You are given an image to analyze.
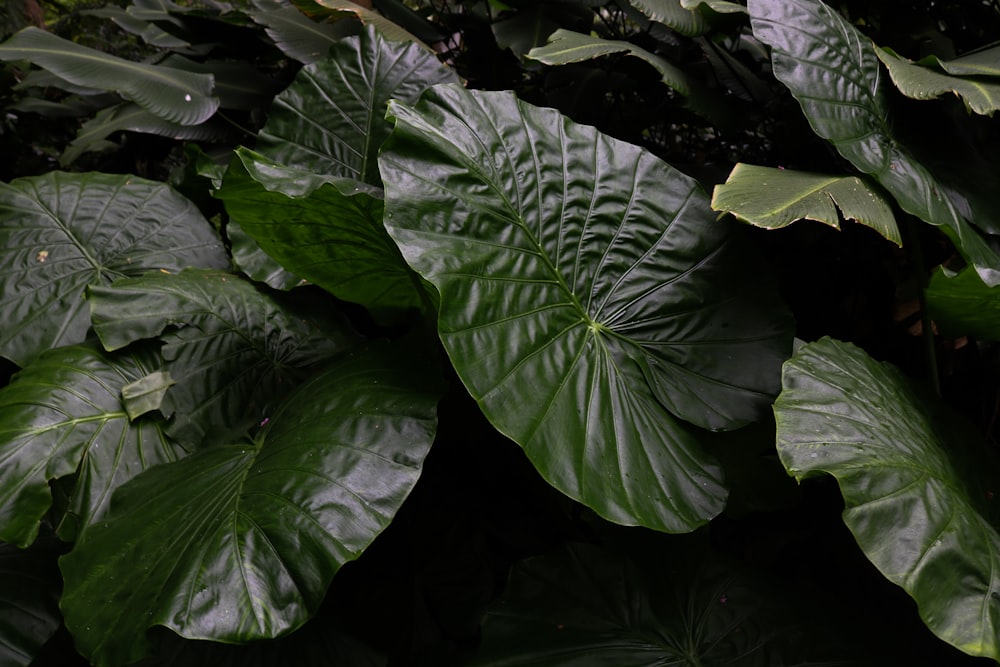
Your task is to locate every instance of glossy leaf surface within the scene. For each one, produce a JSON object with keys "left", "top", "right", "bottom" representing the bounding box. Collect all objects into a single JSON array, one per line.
[
  {"left": 0, "top": 343, "right": 181, "bottom": 547},
  {"left": 774, "top": 337, "right": 1000, "bottom": 660},
  {"left": 680, "top": 0, "right": 747, "bottom": 13},
  {"left": 876, "top": 47, "right": 1000, "bottom": 116},
  {"left": 380, "top": 85, "right": 792, "bottom": 532},
  {"left": 925, "top": 44, "right": 1000, "bottom": 77},
  {"left": 218, "top": 150, "right": 424, "bottom": 316},
  {"left": 749, "top": 0, "right": 1000, "bottom": 285},
  {"left": 926, "top": 267, "right": 1000, "bottom": 341},
  {"left": 60, "top": 340, "right": 442, "bottom": 667},
  {"left": 0, "top": 538, "right": 62, "bottom": 667},
  {"left": 0, "top": 172, "right": 227, "bottom": 366},
  {"left": 90, "top": 268, "right": 357, "bottom": 447},
  {"left": 250, "top": 5, "right": 356, "bottom": 63},
  {"left": 255, "top": 25, "right": 458, "bottom": 185},
  {"left": 313, "top": 0, "right": 426, "bottom": 46},
  {"left": 630, "top": 0, "right": 707, "bottom": 36},
  {"left": 0, "top": 27, "right": 218, "bottom": 125},
  {"left": 228, "top": 220, "right": 302, "bottom": 291},
  {"left": 712, "top": 163, "right": 900, "bottom": 245}
]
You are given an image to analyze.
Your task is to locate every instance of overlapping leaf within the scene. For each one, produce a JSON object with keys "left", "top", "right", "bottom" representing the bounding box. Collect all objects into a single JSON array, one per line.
[
  {"left": 630, "top": 0, "right": 707, "bottom": 36},
  {"left": 749, "top": 0, "right": 1000, "bottom": 286},
  {"left": 254, "top": 25, "right": 459, "bottom": 184},
  {"left": 774, "top": 337, "right": 1000, "bottom": 661},
  {"left": 250, "top": 5, "right": 357, "bottom": 63},
  {"left": 89, "top": 268, "right": 358, "bottom": 448},
  {"left": 0, "top": 343, "right": 183, "bottom": 547},
  {"left": 0, "top": 171, "right": 227, "bottom": 367},
  {"left": 712, "top": 163, "right": 901, "bottom": 245},
  {"left": 60, "top": 340, "right": 442, "bottom": 667},
  {"left": 926, "top": 267, "right": 1000, "bottom": 341},
  {"left": 876, "top": 47, "right": 1000, "bottom": 116},
  {"left": 380, "top": 84, "right": 792, "bottom": 532}
]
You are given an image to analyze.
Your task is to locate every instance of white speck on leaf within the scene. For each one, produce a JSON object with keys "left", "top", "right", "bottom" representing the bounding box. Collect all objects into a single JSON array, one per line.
[{"left": 184, "top": 94, "right": 192, "bottom": 102}]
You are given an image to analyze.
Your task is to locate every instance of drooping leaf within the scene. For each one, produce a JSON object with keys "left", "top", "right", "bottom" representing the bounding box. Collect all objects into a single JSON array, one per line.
[
  {"left": 918, "top": 44, "right": 1000, "bottom": 78},
  {"left": 121, "top": 371, "right": 176, "bottom": 421},
  {"left": 0, "top": 537, "right": 63, "bottom": 667},
  {"left": 712, "top": 163, "right": 901, "bottom": 245},
  {"left": 876, "top": 46, "right": 1000, "bottom": 116},
  {"left": 227, "top": 220, "right": 303, "bottom": 290},
  {"left": 926, "top": 266, "right": 1000, "bottom": 341},
  {"left": 312, "top": 0, "right": 427, "bottom": 46},
  {"left": 250, "top": 5, "right": 357, "bottom": 64},
  {"left": 255, "top": 25, "right": 460, "bottom": 185},
  {"left": 380, "top": 84, "right": 792, "bottom": 532},
  {"left": 60, "top": 339, "right": 442, "bottom": 667},
  {"left": 89, "top": 268, "right": 359, "bottom": 448},
  {"left": 749, "top": 0, "right": 1000, "bottom": 286},
  {"left": 158, "top": 55, "right": 286, "bottom": 110},
  {"left": 629, "top": 0, "right": 707, "bottom": 36},
  {"left": 527, "top": 29, "right": 690, "bottom": 95},
  {"left": 217, "top": 150, "right": 425, "bottom": 317},
  {"left": 774, "top": 336, "right": 1000, "bottom": 661},
  {"left": 0, "top": 343, "right": 182, "bottom": 547},
  {"left": 0, "top": 172, "right": 228, "bottom": 367},
  {"left": 0, "top": 27, "right": 218, "bottom": 125},
  {"left": 491, "top": 6, "right": 561, "bottom": 60}
]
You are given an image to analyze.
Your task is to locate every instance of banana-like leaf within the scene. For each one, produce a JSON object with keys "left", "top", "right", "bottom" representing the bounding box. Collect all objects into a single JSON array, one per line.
[
  {"left": 158, "top": 55, "right": 286, "bottom": 110},
  {"left": 217, "top": 150, "right": 425, "bottom": 317},
  {"left": 919, "top": 43, "right": 1000, "bottom": 78},
  {"left": 712, "top": 163, "right": 901, "bottom": 245},
  {"left": 0, "top": 343, "right": 183, "bottom": 547},
  {"left": 0, "top": 538, "right": 63, "bottom": 667},
  {"left": 250, "top": 5, "right": 357, "bottom": 64},
  {"left": 0, "top": 172, "right": 228, "bottom": 367},
  {"left": 89, "top": 268, "right": 358, "bottom": 448},
  {"left": 774, "top": 337, "right": 1000, "bottom": 661},
  {"left": 876, "top": 47, "right": 1000, "bottom": 116},
  {"left": 255, "top": 25, "right": 459, "bottom": 185},
  {"left": 630, "top": 0, "right": 707, "bottom": 36},
  {"left": 926, "top": 267, "right": 1000, "bottom": 341},
  {"left": 380, "top": 85, "right": 792, "bottom": 532},
  {"left": 749, "top": 0, "right": 1000, "bottom": 286},
  {"left": 60, "top": 339, "right": 442, "bottom": 667},
  {"left": 0, "top": 27, "right": 218, "bottom": 125},
  {"left": 527, "top": 28, "right": 690, "bottom": 95},
  {"left": 312, "top": 0, "right": 426, "bottom": 46}
]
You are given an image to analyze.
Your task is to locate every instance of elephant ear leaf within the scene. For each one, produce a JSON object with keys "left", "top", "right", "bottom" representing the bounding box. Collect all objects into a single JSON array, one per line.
[
  {"left": 379, "top": 84, "right": 792, "bottom": 533},
  {"left": 0, "top": 172, "right": 227, "bottom": 366},
  {"left": 59, "top": 339, "right": 443, "bottom": 667},
  {"left": 774, "top": 336, "right": 1000, "bottom": 661}
]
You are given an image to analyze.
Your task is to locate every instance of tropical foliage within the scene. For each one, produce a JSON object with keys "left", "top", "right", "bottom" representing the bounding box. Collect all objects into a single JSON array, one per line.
[{"left": 2, "top": 0, "right": 1000, "bottom": 665}]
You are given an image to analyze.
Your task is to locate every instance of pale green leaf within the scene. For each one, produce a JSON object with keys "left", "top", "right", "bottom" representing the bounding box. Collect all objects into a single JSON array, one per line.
[
  {"left": 629, "top": 0, "right": 706, "bottom": 35},
  {"left": 121, "top": 371, "right": 176, "bottom": 421},
  {"left": 312, "top": 0, "right": 428, "bottom": 48},
  {"left": 926, "top": 266, "right": 1000, "bottom": 341},
  {"left": 876, "top": 46, "right": 1000, "bottom": 116}
]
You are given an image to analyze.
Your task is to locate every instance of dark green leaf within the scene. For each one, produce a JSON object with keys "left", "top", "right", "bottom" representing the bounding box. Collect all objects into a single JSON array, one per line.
[
  {"left": 0, "top": 171, "right": 227, "bottom": 367},
  {"left": 0, "top": 27, "right": 218, "bottom": 125},
  {"left": 217, "top": 150, "right": 425, "bottom": 317},
  {"left": 918, "top": 44, "right": 1000, "bottom": 78},
  {"left": 121, "top": 371, "right": 176, "bottom": 421},
  {"left": 681, "top": 0, "right": 747, "bottom": 13},
  {"left": 380, "top": 85, "right": 792, "bottom": 532},
  {"left": 250, "top": 5, "right": 357, "bottom": 64},
  {"left": 312, "top": 0, "right": 427, "bottom": 46},
  {"left": 159, "top": 55, "right": 286, "bottom": 110},
  {"left": 712, "top": 163, "right": 901, "bottom": 245},
  {"left": 491, "top": 6, "right": 560, "bottom": 59},
  {"left": 60, "top": 339, "right": 442, "bottom": 667},
  {"left": 255, "top": 24, "right": 459, "bottom": 185},
  {"left": 749, "top": 0, "right": 1000, "bottom": 285},
  {"left": 0, "top": 538, "right": 63, "bottom": 667},
  {"left": 228, "top": 220, "right": 303, "bottom": 290},
  {"left": 774, "top": 337, "right": 1000, "bottom": 661},
  {"left": 90, "top": 268, "right": 358, "bottom": 447},
  {"left": 0, "top": 343, "right": 182, "bottom": 547},
  {"left": 630, "top": 0, "right": 707, "bottom": 36},
  {"left": 926, "top": 267, "right": 1000, "bottom": 341}
]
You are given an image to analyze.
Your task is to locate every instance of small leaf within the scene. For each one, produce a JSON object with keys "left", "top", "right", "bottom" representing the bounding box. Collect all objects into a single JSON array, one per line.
[
  {"left": 926, "top": 266, "right": 1000, "bottom": 341},
  {"left": 774, "top": 337, "right": 1000, "bottom": 661},
  {"left": 0, "top": 172, "right": 227, "bottom": 367},
  {"left": 60, "top": 339, "right": 442, "bottom": 667},
  {"left": 0, "top": 27, "right": 218, "bottom": 125},
  {"left": 712, "top": 163, "right": 901, "bottom": 245},
  {"left": 121, "top": 371, "right": 176, "bottom": 421},
  {"left": 876, "top": 46, "right": 1000, "bottom": 116}
]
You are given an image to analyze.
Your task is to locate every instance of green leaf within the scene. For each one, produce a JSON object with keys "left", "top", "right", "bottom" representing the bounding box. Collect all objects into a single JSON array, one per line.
[
  {"left": 380, "top": 85, "right": 792, "bottom": 532},
  {"left": 89, "top": 268, "right": 358, "bottom": 447},
  {"left": 0, "top": 538, "right": 63, "bottom": 667},
  {"left": 680, "top": 0, "right": 747, "bottom": 14},
  {"left": 250, "top": 5, "right": 357, "bottom": 64},
  {"left": 491, "top": 6, "right": 560, "bottom": 60},
  {"left": 919, "top": 43, "right": 1000, "bottom": 78},
  {"left": 527, "top": 29, "right": 690, "bottom": 96},
  {"left": 749, "top": 0, "right": 1000, "bottom": 286},
  {"left": 629, "top": 0, "right": 707, "bottom": 36},
  {"left": 876, "top": 46, "right": 1000, "bottom": 116},
  {"left": 926, "top": 266, "right": 1000, "bottom": 341},
  {"left": 158, "top": 55, "right": 286, "bottom": 111},
  {"left": 255, "top": 25, "right": 459, "bottom": 185},
  {"left": 228, "top": 220, "right": 303, "bottom": 290},
  {"left": 711, "top": 163, "right": 901, "bottom": 245},
  {"left": 121, "top": 371, "right": 176, "bottom": 421},
  {"left": 312, "top": 0, "right": 427, "bottom": 46},
  {"left": 774, "top": 336, "right": 1000, "bottom": 661},
  {"left": 0, "top": 172, "right": 227, "bottom": 367},
  {"left": 0, "top": 27, "right": 218, "bottom": 125},
  {"left": 60, "top": 339, "right": 442, "bottom": 667},
  {"left": 217, "top": 150, "right": 425, "bottom": 317},
  {"left": 0, "top": 343, "right": 182, "bottom": 547}
]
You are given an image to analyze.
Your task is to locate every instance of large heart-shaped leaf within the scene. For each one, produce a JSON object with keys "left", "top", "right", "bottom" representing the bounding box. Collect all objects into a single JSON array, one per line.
[
  {"left": 0, "top": 343, "right": 183, "bottom": 547},
  {"left": 0, "top": 172, "right": 228, "bottom": 367},
  {"left": 749, "top": 0, "right": 1000, "bottom": 286},
  {"left": 712, "top": 163, "right": 901, "bottom": 245},
  {"left": 0, "top": 538, "right": 63, "bottom": 667},
  {"left": 379, "top": 84, "right": 792, "bottom": 532},
  {"left": 60, "top": 339, "right": 442, "bottom": 667},
  {"left": 254, "top": 24, "right": 459, "bottom": 185},
  {"left": 926, "top": 267, "right": 1000, "bottom": 341},
  {"left": 89, "top": 268, "right": 358, "bottom": 448},
  {"left": 774, "top": 336, "right": 1000, "bottom": 661},
  {"left": 0, "top": 27, "right": 218, "bottom": 125},
  {"left": 217, "top": 150, "right": 426, "bottom": 316}
]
